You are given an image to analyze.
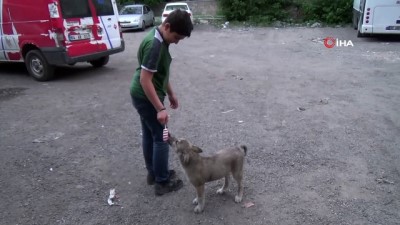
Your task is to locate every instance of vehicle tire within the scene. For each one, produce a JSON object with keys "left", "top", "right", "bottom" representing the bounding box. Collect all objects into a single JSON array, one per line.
[
  {"left": 89, "top": 56, "right": 109, "bottom": 68},
  {"left": 357, "top": 15, "right": 364, "bottom": 37},
  {"left": 141, "top": 20, "right": 146, "bottom": 31},
  {"left": 357, "top": 30, "right": 363, "bottom": 37},
  {"left": 25, "top": 50, "right": 55, "bottom": 81},
  {"left": 352, "top": 13, "right": 358, "bottom": 30}
]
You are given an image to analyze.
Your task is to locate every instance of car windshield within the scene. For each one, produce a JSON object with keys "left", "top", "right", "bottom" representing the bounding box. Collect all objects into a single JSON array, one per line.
[
  {"left": 120, "top": 6, "right": 142, "bottom": 15},
  {"left": 165, "top": 5, "right": 188, "bottom": 11}
]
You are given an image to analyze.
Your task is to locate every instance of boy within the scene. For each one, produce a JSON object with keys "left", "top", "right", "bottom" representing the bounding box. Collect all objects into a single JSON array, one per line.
[{"left": 130, "top": 10, "right": 193, "bottom": 196}]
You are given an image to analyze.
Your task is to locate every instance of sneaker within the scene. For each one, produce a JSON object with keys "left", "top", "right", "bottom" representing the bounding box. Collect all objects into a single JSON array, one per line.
[
  {"left": 155, "top": 179, "right": 183, "bottom": 196},
  {"left": 147, "top": 173, "right": 155, "bottom": 185},
  {"left": 147, "top": 170, "right": 177, "bottom": 185}
]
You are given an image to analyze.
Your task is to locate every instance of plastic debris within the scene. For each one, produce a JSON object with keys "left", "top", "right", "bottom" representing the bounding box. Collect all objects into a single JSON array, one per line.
[
  {"left": 33, "top": 132, "right": 64, "bottom": 143},
  {"left": 222, "top": 109, "right": 234, "bottom": 114},
  {"left": 243, "top": 202, "right": 255, "bottom": 208},
  {"left": 297, "top": 107, "right": 306, "bottom": 111},
  {"left": 232, "top": 75, "right": 243, "bottom": 80},
  {"left": 311, "top": 37, "right": 324, "bottom": 44},
  {"left": 319, "top": 98, "right": 329, "bottom": 105},
  {"left": 376, "top": 178, "right": 394, "bottom": 184},
  {"left": 107, "top": 189, "right": 117, "bottom": 206}
]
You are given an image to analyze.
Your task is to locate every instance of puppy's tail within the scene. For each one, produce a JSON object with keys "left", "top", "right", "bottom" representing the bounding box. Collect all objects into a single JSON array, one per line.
[{"left": 239, "top": 145, "right": 248, "bottom": 156}]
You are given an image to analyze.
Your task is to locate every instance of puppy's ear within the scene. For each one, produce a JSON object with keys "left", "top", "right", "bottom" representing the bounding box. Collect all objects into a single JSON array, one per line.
[
  {"left": 178, "top": 149, "right": 190, "bottom": 165},
  {"left": 192, "top": 146, "right": 203, "bottom": 153}
]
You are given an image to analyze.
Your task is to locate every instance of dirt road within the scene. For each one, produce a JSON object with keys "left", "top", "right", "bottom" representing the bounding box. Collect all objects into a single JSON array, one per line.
[{"left": 1, "top": 25, "right": 399, "bottom": 225}]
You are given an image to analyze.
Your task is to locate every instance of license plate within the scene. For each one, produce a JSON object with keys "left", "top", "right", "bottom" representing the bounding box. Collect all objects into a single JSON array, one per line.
[
  {"left": 386, "top": 26, "right": 400, "bottom": 30},
  {"left": 69, "top": 33, "right": 90, "bottom": 41}
]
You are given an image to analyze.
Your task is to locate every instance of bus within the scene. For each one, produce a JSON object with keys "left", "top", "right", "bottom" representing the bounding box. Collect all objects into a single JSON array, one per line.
[{"left": 353, "top": 0, "right": 400, "bottom": 37}]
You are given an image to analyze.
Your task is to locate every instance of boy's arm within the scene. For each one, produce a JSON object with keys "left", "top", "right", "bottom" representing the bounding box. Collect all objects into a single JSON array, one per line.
[
  {"left": 166, "top": 82, "right": 174, "bottom": 97},
  {"left": 140, "top": 69, "right": 164, "bottom": 111},
  {"left": 167, "top": 82, "right": 178, "bottom": 109}
]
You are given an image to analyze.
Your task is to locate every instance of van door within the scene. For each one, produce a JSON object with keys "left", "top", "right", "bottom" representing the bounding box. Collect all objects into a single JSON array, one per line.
[
  {"left": 373, "top": 6, "right": 400, "bottom": 33},
  {"left": 58, "top": 0, "right": 121, "bottom": 57},
  {"left": 91, "top": 0, "right": 121, "bottom": 51},
  {"left": 0, "top": 4, "right": 6, "bottom": 61},
  {"left": 59, "top": 0, "right": 98, "bottom": 57},
  {"left": 0, "top": 1, "right": 22, "bottom": 62}
]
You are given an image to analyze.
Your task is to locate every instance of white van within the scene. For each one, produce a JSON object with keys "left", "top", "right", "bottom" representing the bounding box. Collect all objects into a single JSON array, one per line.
[{"left": 353, "top": 0, "right": 400, "bottom": 37}]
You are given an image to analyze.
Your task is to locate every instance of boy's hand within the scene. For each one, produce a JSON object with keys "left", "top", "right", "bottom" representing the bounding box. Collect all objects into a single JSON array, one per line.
[
  {"left": 157, "top": 110, "right": 169, "bottom": 125},
  {"left": 168, "top": 94, "right": 179, "bottom": 109}
]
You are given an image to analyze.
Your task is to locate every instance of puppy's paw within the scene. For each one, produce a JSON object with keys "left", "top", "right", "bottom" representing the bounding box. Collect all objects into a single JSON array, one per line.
[
  {"left": 192, "top": 197, "right": 198, "bottom": 205},
  {"left": 234, "top": 195, "right": 243, "bottom": 203},
  {"left": 216, "top": 188, "right": 225, "bottom": 195},
  {"left": 194, "top": 205, "right": 204, "bottom": 213}
]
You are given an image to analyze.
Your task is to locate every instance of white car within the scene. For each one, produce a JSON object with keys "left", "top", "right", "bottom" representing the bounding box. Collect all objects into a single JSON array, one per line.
[
  {"left": 119, "top": 4, "right": 155, "bottom": 31},
  {"left": 161, "top": 2, "right": 193, "bottom": 24}
]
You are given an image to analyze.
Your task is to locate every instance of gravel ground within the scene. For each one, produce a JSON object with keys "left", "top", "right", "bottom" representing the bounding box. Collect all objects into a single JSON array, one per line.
[{"left": 1, "top": 24, "right": 399, "bottom": 225}]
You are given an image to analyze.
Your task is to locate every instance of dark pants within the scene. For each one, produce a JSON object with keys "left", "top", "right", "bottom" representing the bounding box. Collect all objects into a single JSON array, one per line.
[{"left": 131, "top": 96, "right": 170, "bottom": 183}]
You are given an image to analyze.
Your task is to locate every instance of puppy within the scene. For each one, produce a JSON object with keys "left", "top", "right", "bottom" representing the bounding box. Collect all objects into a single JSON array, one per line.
[{"left": 168, "top": 135, "right": 247, "bottom": 213}]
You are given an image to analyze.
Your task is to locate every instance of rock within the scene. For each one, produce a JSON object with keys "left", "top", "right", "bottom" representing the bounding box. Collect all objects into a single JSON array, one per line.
[
  {"left": 199, "top": 19, "right": 209, "bottom": 25},
  {"left": 311, "top": 22, "right": 321, "bottom": 28},
  {"left": 272, "top": 21, "right": 284, "bottom": 28}
]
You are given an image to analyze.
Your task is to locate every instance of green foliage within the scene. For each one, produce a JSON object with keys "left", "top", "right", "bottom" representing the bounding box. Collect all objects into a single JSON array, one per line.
[
  {"left": 217, "top": 0, "right": 353, "bottom": 25},
  {"left": 298, "top": 0, "right": 353, "bottom": 24},
  {"left": 218, "top": 0, "right": 291, "bottom": 23}
]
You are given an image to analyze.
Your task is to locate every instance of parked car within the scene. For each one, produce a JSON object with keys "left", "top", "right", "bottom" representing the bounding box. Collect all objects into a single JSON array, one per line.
[
  {"left": 161, "top": 2, "right": 193, "bottom": 24},
  {"left": 119, "top": 4, "right": 155, "bottom": 31}
]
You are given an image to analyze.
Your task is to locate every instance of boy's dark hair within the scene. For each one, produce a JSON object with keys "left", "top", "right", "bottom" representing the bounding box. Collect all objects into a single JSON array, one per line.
[{"left": 164, "top": 9, "right": 193, "bottom": 37}]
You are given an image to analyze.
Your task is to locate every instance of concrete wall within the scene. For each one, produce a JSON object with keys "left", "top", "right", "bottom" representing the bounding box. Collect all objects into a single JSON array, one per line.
[{"left": 152, "top": 0, "right": 218, "bottom": 17}]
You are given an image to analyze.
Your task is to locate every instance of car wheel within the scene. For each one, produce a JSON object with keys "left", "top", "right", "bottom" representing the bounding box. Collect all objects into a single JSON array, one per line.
[
  {"left": 25, "top": 50, "right": 55, "bottom": 81},
  {"left": 141, "top": 20, "right": 146, "bottom": 31},
  {"left": 89, "top": 56, "right": 109, "bottom": 68}
]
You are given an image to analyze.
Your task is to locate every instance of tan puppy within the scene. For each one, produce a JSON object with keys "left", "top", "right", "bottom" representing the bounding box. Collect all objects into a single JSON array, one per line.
[{"left": 168, "top": 136, "right": 247, "bottom": 213}]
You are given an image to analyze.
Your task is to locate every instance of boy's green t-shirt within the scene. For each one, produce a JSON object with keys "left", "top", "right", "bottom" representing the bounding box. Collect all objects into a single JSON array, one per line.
[{"left": 130, "top": 27, "right": 172, "bottom": 99}]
